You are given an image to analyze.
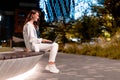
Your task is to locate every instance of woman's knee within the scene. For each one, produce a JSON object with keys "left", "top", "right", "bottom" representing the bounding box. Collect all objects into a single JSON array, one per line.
[
  {"left": 32, "top": 44, "right": 40, "bottom": 52},
  {"left": 53, "top": 42, "right": 59, "bottom": 47}
]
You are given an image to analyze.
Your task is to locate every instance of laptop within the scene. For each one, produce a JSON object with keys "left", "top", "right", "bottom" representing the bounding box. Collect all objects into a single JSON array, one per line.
[{"left": 42, "top": 34, "right": 60, "bottom": 44}]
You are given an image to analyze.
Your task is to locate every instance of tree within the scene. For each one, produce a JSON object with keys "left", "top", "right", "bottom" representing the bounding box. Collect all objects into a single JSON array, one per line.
[
  {"left": 105, "top": 0, "right": 120, "bottom": 28},
  {"left": 80, "top": 16, "right": 101, "bottom": 42}
]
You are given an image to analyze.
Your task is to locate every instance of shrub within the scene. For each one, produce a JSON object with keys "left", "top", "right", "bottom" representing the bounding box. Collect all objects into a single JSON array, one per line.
[{"left": 62, "top": 39, "right": 120, "bottom": 60}]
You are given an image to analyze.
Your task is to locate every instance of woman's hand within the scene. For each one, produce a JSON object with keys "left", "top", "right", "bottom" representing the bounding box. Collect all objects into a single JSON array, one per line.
[{"left": 42, "top": 39, "right": 52, "bottom": 43}]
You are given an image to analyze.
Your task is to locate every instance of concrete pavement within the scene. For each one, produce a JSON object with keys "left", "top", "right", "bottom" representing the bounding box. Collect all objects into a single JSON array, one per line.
[{"left": 7, "top": 52, "right": 120, "bottom": 80}]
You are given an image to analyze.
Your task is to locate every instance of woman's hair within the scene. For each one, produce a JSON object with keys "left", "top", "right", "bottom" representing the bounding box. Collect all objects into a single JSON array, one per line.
[{"left": 24, "top": 9, "right": 41, "bottom": 27}]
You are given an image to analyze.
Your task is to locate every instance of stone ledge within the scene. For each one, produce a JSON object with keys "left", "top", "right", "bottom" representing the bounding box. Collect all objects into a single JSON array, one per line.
[
  {"left": 0, "top": 51, "right": 45, "bottom": 80},
  {"left": 0, "top": 51, "right": 45, "bottom": 60}
]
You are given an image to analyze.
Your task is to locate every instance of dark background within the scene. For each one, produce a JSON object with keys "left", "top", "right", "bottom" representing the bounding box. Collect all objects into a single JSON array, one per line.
[
  {"left": 0, "top": 0, "right": 41, "bottom": 45},
  {"left": 0, "top": 0, "right": 39, "bottom": 11}
]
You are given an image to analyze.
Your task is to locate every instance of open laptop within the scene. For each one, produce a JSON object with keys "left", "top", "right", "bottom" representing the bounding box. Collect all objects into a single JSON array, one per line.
[
  {"left": 42, "top": 34, "right": 60, "bottom": 44},
  {"left": 53, "top": 34, "right": 60, "bottom": 43}
]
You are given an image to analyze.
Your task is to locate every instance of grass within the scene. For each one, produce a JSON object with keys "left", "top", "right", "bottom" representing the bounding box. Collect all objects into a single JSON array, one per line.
[{"left": 0, "top": 47, "right": 14, "bottom": 52}]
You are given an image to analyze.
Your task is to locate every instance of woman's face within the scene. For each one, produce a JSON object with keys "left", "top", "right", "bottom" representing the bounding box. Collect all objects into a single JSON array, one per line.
[{"left": 32, "top": 12, "right": 39, "bottom": 21}]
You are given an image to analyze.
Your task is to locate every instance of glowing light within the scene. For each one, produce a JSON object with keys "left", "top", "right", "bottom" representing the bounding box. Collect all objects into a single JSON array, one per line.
[
  {"left": 39, "top": 0, "right": 99, "bottom": 21},
  {"left": 7, "top": 63, "right": 41, "bottom": 80},
  {"left": 0, "top": 15, "right": 2, "bottom": 21}
]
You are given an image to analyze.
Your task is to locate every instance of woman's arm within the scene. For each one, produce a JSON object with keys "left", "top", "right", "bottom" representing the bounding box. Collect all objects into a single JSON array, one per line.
[
  {"left": 26, "top": 24, "right": 42, "bottom": 44},
  {"left": 42, "top": 39, "right": 52, "bottom": 43}
]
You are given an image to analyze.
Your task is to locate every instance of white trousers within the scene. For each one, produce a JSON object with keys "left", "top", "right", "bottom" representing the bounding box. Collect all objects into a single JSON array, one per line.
[{"left": 32, "top": 42, "right": 59, "bottom": 62}]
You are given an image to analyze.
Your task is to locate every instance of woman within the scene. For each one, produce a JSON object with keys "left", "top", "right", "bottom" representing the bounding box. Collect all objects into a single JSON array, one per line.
[{"left": 23, "top": 9, "right": 60, "bottom": 73}]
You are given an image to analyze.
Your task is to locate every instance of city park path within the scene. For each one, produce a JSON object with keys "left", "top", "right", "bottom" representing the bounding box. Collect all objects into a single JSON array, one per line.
[{"left": 7, "top": 50, "right": 120, "bottom": 80}]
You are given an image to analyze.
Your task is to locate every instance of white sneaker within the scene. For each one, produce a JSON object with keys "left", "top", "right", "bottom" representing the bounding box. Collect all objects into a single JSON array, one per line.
[{"left": 45, "top": 64, "right": 60, "bottom": 73}]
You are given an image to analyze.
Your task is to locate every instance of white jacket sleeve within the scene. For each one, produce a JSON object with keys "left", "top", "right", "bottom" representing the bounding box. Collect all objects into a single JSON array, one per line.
[{"left": 26, "top": 23, "right": 42, "bottom": 44}]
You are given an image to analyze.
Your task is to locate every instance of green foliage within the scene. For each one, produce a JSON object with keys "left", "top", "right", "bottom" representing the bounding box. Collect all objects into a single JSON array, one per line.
[
  {"left": 91, "top": 0, "right": 120, "bottom": 37},
  {"left": 77, "top": 16, "right": 101, "bottom": 41},
  {"left": 95, "top": 0, "right": 120, "bottom": 28},
  {"left": 62, "top": 43, "right": 79, "bottom": 54},
  {"left": 62, "top": 34, "right": 120, "bottom": 60}
]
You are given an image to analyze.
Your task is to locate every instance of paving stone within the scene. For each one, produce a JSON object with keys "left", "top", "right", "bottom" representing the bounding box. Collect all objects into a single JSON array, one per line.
[{"left": 7, "top": 52, "right": 120, "bottom": 80}]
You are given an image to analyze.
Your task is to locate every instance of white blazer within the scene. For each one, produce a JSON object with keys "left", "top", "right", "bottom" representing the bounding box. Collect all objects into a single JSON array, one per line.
[{"left": 23, "top": 22, "right": 42, "bottom": 51}]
